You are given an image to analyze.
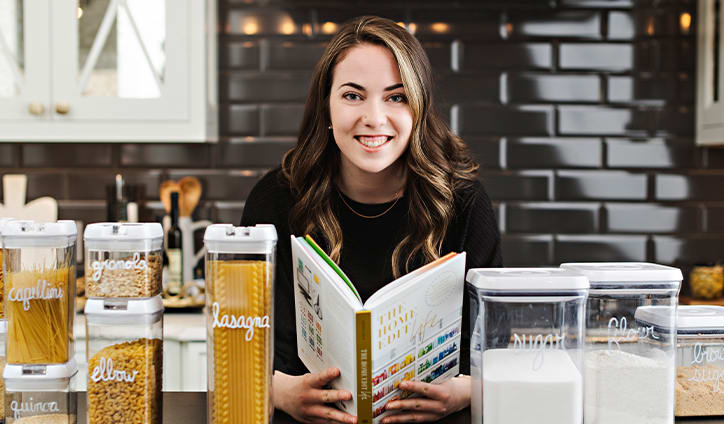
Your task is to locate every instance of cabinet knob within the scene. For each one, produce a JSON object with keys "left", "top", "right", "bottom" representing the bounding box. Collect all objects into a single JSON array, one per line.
[
  {"left": 28, "top": 103, "right": 45, "bottom": 116},
  {"left": 55, "top": 102, "right": 70, "bottom": 115}
]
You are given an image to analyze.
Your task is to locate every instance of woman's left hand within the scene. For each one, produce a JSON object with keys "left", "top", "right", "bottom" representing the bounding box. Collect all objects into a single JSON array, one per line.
[{"left": 380, "top": 375, "right": 471, "bottom": 423}]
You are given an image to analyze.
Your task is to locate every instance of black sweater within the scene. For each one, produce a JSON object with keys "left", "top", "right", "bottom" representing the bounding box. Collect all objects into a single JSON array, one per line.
[{"left": 240, "top": 167, "right": 502, "bottom": 375}]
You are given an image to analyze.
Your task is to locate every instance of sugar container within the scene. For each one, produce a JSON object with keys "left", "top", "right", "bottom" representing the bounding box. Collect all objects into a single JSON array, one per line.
[
  {"left": 561, "top": 262, "right": 681, "bottom": 424},
  {"left": 2, "top": 221, "right": 76, "bottom": 365},
  {"left": 466, "top": 268, "right": 589, "bottom": 424},
  {"left": 84, "top": 296, "right": 163, "bottom": 424},
  {"left": 204, "top": 224, "right": 276, "bottom": 424},
  {"left": 83, "top": 223, "right": 163, "bottom": 298},
  {"left": 3, "top": 360, "right": 78, "bottom": 424}
]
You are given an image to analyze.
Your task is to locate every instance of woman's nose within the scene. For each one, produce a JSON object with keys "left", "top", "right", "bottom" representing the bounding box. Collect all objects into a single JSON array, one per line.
[{"left": 362, "top": 101, "right": 387, "bottom": 128}]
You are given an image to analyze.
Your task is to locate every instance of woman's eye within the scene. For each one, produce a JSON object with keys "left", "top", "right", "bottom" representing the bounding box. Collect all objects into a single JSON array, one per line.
[
  {"left": 388, "top": 94, "right": 407, "bottom": 103},
  {"left": 343, "top": 93, "right": 362, "bottom": 101}
]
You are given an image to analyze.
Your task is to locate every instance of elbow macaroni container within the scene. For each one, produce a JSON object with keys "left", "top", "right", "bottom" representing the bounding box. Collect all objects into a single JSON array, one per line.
[
  {"left": 561, "top": 262, "right": 681, "bottom": 424},
  {"left": 1, "top": 221, "right": 77, "bottom": 365},
  {"left": 3, "top": 359, "right": 78, "bottom": 424},
  {"left": 466, "top": 268, "right": 589, "bottom": 424},
  {"left": 83, "top": 223, "right": 163, "bottom": 298},
  {"left": 84, "top": 296, "right": 163, "bottom": 424},
  {"left": 203, "top": 224, "right": 277, "bottom": 424}
]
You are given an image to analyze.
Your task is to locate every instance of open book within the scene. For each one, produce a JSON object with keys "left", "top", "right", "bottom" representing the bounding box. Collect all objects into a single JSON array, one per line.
[{"left": 291, "top": 235, "right": 466, "bottom": 424}]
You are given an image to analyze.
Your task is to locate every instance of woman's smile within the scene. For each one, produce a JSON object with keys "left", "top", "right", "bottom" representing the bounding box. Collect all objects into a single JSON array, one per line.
[{"left": 355, "top": 135, "right": 393, "bottom": 150}]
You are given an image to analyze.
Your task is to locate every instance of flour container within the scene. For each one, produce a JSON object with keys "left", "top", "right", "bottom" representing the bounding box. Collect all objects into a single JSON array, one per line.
[
  {"left": 204, "top": 224, "right": 276, "bottom": 424},
  {"left": 3, "top": 360, "right": 78, "bottom": 424},
  {"left": 466, "top": 268, "right": 588, "bottom": 424},
  {"left": 560, "top": 262, "right": 681, "bottom": 424},
  {"left": 83, "top": 223, "right": 163, "bottom": 299},
  {"left": 84, "top": 296, "right": 163, "bottom": 424},
  {"left": 1, "top": 221, "right": 76, "bottom": 365}
]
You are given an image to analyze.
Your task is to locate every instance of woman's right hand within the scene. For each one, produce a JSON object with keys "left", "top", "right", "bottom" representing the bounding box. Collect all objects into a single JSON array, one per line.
[{"left": 273, "top": 368, "right": 358, "bottom": 424}]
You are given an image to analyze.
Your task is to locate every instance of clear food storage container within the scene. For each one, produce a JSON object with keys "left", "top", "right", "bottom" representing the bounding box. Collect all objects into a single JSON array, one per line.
[
  {"left": 84, "top": 223, "right": 163, "bottom": 298},
  {"left": 671, "top": 305, "right": 724, "bottom": 417},
  {"left": 0, "top": 218, "right": 15, "bottom": 320},
  {"left": 466, "top": 268, "right": 589, "bottom": 424},
  {"left": 1, "top": 320, "right": 7, "bottom": 420},
  {"left": 84, "top": 296, "right": 163, "bottom": 424},
  {"left": 3, "top": 359, "right": 78, "bottom": 424},
  {"left": 204, "top": 224, "right": 276, "bottom": 424},
  {"left": 2, "top": 221, "right": 77, "bottom": 365},
  {"left": 561, "top": 262, "right": 681, "bottom": 424}
]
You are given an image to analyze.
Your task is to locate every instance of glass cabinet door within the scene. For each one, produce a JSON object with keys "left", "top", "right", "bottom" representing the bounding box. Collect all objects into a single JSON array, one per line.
[
  {"left": 0, "top": 0, "right": 50, "bottom": 121},
  {"left": 50, "top": 0, "right": 189, "bottom": 121}
]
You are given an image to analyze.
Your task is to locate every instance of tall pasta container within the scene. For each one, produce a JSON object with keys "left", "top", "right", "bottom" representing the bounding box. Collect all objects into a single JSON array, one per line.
[
  {"left": 1, "top": 221, "right": 77, "bottom": 365},
  {"left": 0, "top": 320, "right": 7, "bottom": 422},
  {"left": 84, "top": 223, "right": 163, "bottom": 299},
  {"left": 561, "top": 263, "right": 681, "bottom": 424},
  {"left": 0, "top": 218, "right": 15, "bottom": 320},
  {"left": 85, "top": 296, "right": 163, "bottom": 424},
  {"left": 204, "top": 224, "right": 276, "bottom": 424}
]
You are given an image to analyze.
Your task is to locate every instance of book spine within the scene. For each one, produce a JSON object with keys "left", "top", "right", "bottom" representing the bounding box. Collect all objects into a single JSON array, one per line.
[{"left": 355, "top": 310, "right": 373, "bottom": 424}]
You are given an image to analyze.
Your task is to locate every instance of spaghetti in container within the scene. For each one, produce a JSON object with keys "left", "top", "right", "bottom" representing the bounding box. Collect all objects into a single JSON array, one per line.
[
  {"left": 0, "top": 218, "right": 15, "bottom": 319},
  {"left": 1, "top": 221, "right": 77, "bottom": 365},
  {"left": 203, "top": 224, "right": 276, "bottom": 424}
]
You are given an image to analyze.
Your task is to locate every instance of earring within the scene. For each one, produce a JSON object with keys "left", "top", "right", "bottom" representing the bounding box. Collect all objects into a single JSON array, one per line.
[{"left": 328, "top": 125, "right": 332, "bottom": 130}]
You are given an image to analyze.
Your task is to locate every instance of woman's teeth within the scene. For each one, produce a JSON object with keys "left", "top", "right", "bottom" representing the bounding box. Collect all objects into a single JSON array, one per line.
[{"left": 357, "top": 136, "right": 390, "bottom": 147}]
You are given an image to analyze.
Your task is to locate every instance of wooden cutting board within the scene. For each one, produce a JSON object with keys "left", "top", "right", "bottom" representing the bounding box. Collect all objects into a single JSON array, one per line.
[{"left": 0, "top": 174, "right": 57, "bottom": 221}]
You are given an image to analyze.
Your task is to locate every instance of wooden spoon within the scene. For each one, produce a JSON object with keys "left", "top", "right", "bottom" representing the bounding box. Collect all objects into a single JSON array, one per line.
[
  {"left": 178, "top": 176, "right": 202, "bottom": 217},
  {"left": 159, "top": 180, "right": 182, "bottom": 213}
]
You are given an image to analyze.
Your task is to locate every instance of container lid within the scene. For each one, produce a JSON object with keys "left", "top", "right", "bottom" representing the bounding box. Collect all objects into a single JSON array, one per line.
[
  {"left": 4, "top": 359, "right": 78, "bottom": 391},
  {"left": 466, "top": 268, "right": 589, "bottom": 291},
  {"left": 1, "top": 220, "right": 77, "bottom": 248},
  {"left": 0, "top": 319, "right": 6, "bottom": 335},
  {"left": 204, "top": 224, "right": 277, "bottom": 254},
  {"left": 0, "top": 217, "right": 14, "bottom": 234},
  {"left": 84, "top": 223, "right": 163, "bottom": 251},
  {"left": 560, "top": 262, "right": 683, "bottom": 283},
  {"left": 676, "top": 305, "right": 724, "bottom": 332},
  {"left": 634, "top": 305, "right": 678, "bottom": 328},
  {"left": 85, "top": 295, "right": 163, "bottom": 324}
]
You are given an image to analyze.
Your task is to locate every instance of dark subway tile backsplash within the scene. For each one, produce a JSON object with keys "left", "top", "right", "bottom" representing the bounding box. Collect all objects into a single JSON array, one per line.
[
  {"left": 606, "top": 203, "right": 701, "bottom": 234},
  {"left": 556, "top": 171, "right": 648, "bottom": 201},
  {"left": 501, "top": 235, "right": 553, "bottom": 266},
  {"left": 458, "top": 105, "right": 553, "bottom": 136},
  {"left": 506, "top": 202, "right": 600, "bottom": 234},
  {"left": 460, "top": 43, "right": 552, "bottom": 70},
  {"left": 559, "top": 43, "right": 633, "bottom": 71},
  {"left": 506, "top": 74, "right": 601, "bottom": 104},
  {"left": 506, "top": 138, "right": 602, "bottom": 169},
  {"left": 555, "top": 235, "right": 648, "bottom": 263}
]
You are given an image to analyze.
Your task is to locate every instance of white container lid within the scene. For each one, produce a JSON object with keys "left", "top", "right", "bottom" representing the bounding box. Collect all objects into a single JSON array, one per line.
[
  {"left": 466, "top": 268, "right": 589, "bottom": 291},
  {"left": 4, "top": 359, "right": 78, "bottom": 391},
  {"left": 634, "top": 305, "right": 678, "bottom": 328},
  {"left": 84, "top": 222, "right": 163, "bottom": 251},
  {"left": 0, "top": 217, "right": 14, "bottom": 234},
  {"left": 85, "top": 295, "right": 163, "bottom": 324},
  {"left": 675, "top": 305, "right": 724, "bottom": 331},
  {"left": 204, "top": 224, "right": 277, "bottom": 254},
  {"left": 1, "top": 220, "right": 77, "bottom": 248},
  {"left": 560, "top": 262, "right": 683, "bottom": 283}
]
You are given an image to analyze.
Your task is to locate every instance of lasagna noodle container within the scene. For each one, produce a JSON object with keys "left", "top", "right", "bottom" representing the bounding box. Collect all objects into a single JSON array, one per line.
[
  {"left": 3, "top": 359, "right": 78, "bottom": 424},
  {"left": 466, "top": 268, "right": 589, "bottom": 424},
  {"left": 84, "top": 296, "right": 163, "bottom": 424},
  {"left": 83, "top": 223, "right": 163, "bottom": 298},
  {"left": 561, "top": 262, "right": 682, "bottom": 424},
  {"left": 203, "top": 224, "right": 277, "bottom": 424},
  {"left": 2, "top": 220, "right": 77, "bottom": 365}
]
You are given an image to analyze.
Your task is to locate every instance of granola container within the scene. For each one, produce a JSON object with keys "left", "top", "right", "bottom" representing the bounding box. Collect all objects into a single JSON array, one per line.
[
  {"left": 204, "top": 224, "right": 276, "bottom": 424},
  {"left": 84, "top": 296, "right": 163, "bottom": 424},
  {"left": 2, "top": 221, "right": 77, "bottom": 365},
  {"left": 3, "top": 360, "right": 78, "bottom": 424},
  {"left": 83, "top": 223, "right": 163, "bottom": 298}
]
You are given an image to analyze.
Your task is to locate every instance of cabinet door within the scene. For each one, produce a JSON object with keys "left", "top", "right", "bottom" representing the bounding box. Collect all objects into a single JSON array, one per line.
[
  {"left": 0, "top": 0, "right": 50, "bottom": 121},
  {"left": 697, "top": 0, "right": 724, "bottom": 145},
  {"left": 180, "top": 341, "right": 207, "bottom": 392},
  {"left": 50, "top": 0, "right": 189, "bottom": 121}
]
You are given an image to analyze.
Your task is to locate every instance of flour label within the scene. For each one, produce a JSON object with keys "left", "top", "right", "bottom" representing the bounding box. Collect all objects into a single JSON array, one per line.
[{"left": 607, "top": 316, "right": 659, "bottom": 350}]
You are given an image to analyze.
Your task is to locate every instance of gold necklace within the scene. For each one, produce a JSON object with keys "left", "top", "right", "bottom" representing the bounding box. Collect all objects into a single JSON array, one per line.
[{"left": 339, "top": 190, "right": 402, "bottom": 219}]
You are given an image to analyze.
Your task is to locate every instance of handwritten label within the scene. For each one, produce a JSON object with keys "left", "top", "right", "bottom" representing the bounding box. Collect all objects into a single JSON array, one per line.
[
  {"left": 607, "top": 316, "right": 659, "bottom": 350},
  {"left": 91, "top": 252, "right": 148, "bottom": 281},
  {"left": 211, "top": 302, "right": 270, "bottom": 341},
  {"left": 7, "top": 280, "right": 64, "bottom": 311},
  {"left": 512, "top": 333, "right": 565, "bottom": 370},
  {"left": 10, "top": 398, "right": 60, "bottom": 420},
  {"left": 688, "top": 343, "right": 724, "bottom": 392},
  {"left": 91, "top": 357, "right": 139, "bottom": 383}
]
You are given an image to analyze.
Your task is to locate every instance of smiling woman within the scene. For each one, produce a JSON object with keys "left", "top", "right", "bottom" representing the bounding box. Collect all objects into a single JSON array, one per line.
[{"left": 240, "top": 15, "right": 502, "bottom": 424}]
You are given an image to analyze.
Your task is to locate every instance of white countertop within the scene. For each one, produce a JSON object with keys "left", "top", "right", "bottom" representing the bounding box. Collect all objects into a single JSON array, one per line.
[{"left": 74, "top": 312, "right": 207, "bottom": 342}]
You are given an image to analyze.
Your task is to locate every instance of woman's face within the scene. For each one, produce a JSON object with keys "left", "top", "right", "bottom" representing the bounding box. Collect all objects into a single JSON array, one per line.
[{"left": 329, "top": 43, "right": 414, "bottom": 176}]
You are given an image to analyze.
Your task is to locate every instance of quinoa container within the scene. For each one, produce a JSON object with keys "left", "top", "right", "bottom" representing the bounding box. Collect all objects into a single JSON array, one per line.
[
  {"left": 2, "top": 221, "right": 77, "bottom": 365},
  {"left": 84, "top": 295, "right": 163, "bottom": 424},
  {"left": 3, "top": 359, "right": 78, "bottom": 424},
  {"left": 466, "top": 268, "right": 588, "bottom": 424},
  {"left": 561, "top": 262, "right": 681, "bottom": 424},
  {"left": 83, "top": 223, "right": 163, "bottom": 298},
  {"left": 204, "top": 224, "right": 276, "bottom": 424}
]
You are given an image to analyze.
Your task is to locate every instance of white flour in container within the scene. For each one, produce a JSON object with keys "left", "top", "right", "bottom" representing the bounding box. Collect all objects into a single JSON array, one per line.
[
  {"left": 483, "top": 348, "right": 582, "bottom": 424},
  {"left": 585, "top": 349, "right": 674, "bottom": 424}
]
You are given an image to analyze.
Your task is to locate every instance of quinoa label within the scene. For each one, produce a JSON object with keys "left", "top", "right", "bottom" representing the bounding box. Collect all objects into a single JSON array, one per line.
[{"left": 10, "top": 398, "right": 60, "bottom": 420}]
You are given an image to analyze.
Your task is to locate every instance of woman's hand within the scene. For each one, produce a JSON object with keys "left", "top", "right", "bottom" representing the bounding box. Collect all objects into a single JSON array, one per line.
[
  {"left": 381, "top": 375, "right": 471, "bottom": 423},
  {"left": 273, "top": 368, "right": 358, "bottom": 424}
]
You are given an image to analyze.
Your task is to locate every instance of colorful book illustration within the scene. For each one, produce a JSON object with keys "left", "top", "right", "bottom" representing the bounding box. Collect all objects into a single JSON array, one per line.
[{"left": 291, "top": 235, "right": 465, "bottom": 424}]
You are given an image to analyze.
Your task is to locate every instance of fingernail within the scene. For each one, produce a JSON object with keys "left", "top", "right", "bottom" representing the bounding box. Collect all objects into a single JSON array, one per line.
[{"left": 387, "top": 402, "right": 397, "bottom": 409}]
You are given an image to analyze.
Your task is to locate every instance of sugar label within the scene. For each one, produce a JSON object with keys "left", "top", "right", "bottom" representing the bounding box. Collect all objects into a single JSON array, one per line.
[
  {"left": 688, "top": 343, "right": 724, "bottom": 392},
  {"left": 512, "top": 333, "right": 565, "bottom": 370}
]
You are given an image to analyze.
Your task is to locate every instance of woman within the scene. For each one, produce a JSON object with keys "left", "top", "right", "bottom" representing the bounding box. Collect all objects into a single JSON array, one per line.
[{"left": 241, "top": 15, "right": 501, "bottom": 423}]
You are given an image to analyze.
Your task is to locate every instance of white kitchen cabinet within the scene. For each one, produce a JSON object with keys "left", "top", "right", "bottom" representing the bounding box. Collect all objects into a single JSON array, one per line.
[
  {"left": 697, "top": 0, "right": 724, "bottom": 145},
  {"left": 0, "top": 0, "right": 217, "bottom": 141},
  {"left": 180, "top": 341, "right": 207, "bottom": 391}
]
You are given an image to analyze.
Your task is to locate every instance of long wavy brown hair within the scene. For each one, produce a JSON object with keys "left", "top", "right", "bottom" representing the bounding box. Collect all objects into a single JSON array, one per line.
[{"left": 282, "top": 15, "right": 479, "bottom": 277}]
